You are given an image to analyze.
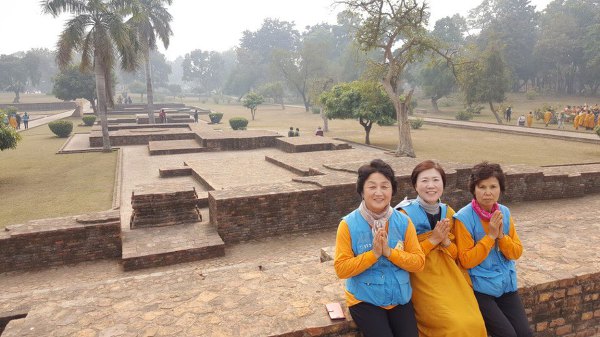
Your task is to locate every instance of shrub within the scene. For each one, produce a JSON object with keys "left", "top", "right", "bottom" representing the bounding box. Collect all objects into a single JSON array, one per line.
[
  {"left": 455, "top": 110, "right": 473, "bottom": 121},
  {"left": 311, "top": 106, "right": 321, "bottom": 114},
  {"left": 82, "top": 115, "right": 96, "bottom": 126},
  {"left": 465, "top": 105, "right": 483, "bottom": 115},
  {"left": 6, "top": 106, "right": 18, "bottom": 115},
  {"left": 0, "top": 124, "right": 21, "bottom": 150},
  {"left": 377, "top": 116, "right": 396, "bottom": 126},
  {"left": 48, "top": 120, "right": 73, "bottom": 138},
  {"left": 594, "top": 125, "right": 600, "bottom": 138},
  {"left": 229, "top": 117, "right": 248, "bottom": 130},
  {"left": 525, "top": 90, "right": 537, "bottom": 100},
  {"left": 409, "top": 118, "right": 424, "bottom": 129},
  {"left": 208, "top": 112, "right": 224, "bottom": 124}
]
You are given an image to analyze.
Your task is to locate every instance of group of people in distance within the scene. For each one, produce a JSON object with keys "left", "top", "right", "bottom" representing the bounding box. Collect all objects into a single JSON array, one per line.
[
  {"left": 335, "top": 159, "right": 531, "bottom": 337},
  {"left": 3, "top": 112, "right": 30, "bottom": 130},
  {"left": 514, "top": 103, "right": 599, "bottom": 130}
]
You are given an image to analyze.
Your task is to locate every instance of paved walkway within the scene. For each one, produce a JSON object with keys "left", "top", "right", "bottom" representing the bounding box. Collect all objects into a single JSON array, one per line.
[
  {"left": 421, "top": 117, "right": 600, "bottom": 144},
  {"left": 16, "top": 110, "right": 75, "bottom": 133}
]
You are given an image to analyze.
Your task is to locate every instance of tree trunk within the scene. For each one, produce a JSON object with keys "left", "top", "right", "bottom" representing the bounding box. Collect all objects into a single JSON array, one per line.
[
  {"left": 90, "top": 99, "right": 98, "bottom": 115},
  {"left": 431, "top": 97, "right": 439, "bottom": 113},
  {"left": 94, "top": 52, "right": 111, "bottom": 152},
  {"left": 251, "top": 108, "right": 256, "bottom": 120},
  {"left": 488, "top": 101, "right": 503, "bottom": 124},
  {"left": 382, "top": 81, "right": 415, "bottom": 157},
  {"left": 359, "top": 117, "right": 372, "bottom": 145},
  {"left": 301, "top": 93, "right": 310, "bottom": 112},
  {"left": 145, "top": 53, "right": 155, "bottom": 124},
  {"left": 320, "top": 110, "right": 329, "bottom": 132},
  {"left": 12, "top": 90, "right": 20, "bottom": 103}
]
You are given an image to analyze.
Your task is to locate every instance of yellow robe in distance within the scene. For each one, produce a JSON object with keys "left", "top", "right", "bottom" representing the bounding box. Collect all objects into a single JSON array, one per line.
[
  {"left": 406, "top": 208, "right": 487, "bottom": 337},
  {"left": 526, "top": 114, "right": 533, "bottom": 127}
]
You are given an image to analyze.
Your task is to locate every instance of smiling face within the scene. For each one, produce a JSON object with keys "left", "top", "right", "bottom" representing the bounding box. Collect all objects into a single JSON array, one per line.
[
  {"left": 415, "top": 168, "right": 444, "bottom": 205},
  {"left": 474, "top": 176, "right": 501, "bottom": 211},
  {"left": 362, "top": 172, "right": 393, "bottom": 213}
]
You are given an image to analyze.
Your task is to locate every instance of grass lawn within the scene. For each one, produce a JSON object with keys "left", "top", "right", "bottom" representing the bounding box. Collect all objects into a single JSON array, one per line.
[
  {"left": 0, "top": 117, "right": 117, "bottom": 228},
  {"left": 0, "top": 92, "right": 62, "bottom": 104}
]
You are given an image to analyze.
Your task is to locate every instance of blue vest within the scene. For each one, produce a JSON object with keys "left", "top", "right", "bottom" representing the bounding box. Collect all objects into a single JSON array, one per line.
[
  {"left": 454, "top": 204, "right": 518, "bottom": 297},
  {"left": 397, "top": 199, "right": 447, "bottom": 235},
  {"left": 344, "top": 209, "right": 412, "bottom": 307}
]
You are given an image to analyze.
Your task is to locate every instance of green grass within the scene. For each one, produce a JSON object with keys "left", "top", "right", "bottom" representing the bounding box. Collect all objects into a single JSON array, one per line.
[
  {"left": 0, "top": 92, "right": 62, "bottom": 104},
  {"left": 0, "top": 117, "right": 117, "bottom": 228}
]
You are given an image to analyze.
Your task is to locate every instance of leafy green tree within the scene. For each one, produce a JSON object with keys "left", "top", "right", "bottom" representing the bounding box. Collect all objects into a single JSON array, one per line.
[
  {"left": 128, "top": 81, "right": 146, "bottom": 102},
  {"left": 127, "top": 0, "right": 173, "bottom": 124},
  {"left": 182, "top": 49, "right": 225, "bottom": 94},
  {"left": 42, "top": 0, "right": 137, "bottom": 152},
  {"left": 420, "top": 59, "right": 456, "bottom": 112},
  {"left": 242, "top": 91, "right": 265, "bottom": 120},
  {"left": 257, "top": 81, "right": 285, "bottom": 109},
  {"left": 0, "top": 52, "right": 41, "bottom": 103},
  {"left": 52, "top": 65, "right": 97, "bottom": 113},
  {"left": 336, "top": 0, "right": 450, "bottom": 157},
  {"left": 458, "top": 45, "right": 511, "bottom": 123},
  {"left": 167, "top": 83, "right": 182, "bottom": 99},
  {"left": 469, "top": 0, "right": 538, "bottom": 89},
  {"left": 320, "top": 81, "right": 395, "bottom": 145}
]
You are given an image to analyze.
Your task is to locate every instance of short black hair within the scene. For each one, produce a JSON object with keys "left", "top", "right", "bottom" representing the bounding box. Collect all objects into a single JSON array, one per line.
[
  {"left": 356, "top": 159, "right": 397, "bottom": 196},
  {"left": 468, "top": 161, "right": 506, "bottom": 196}
]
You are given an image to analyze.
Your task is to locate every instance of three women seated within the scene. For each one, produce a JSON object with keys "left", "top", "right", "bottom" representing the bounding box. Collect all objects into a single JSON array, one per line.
[{"left": 334, "top": 159, "right": 532, "bottom": 337}]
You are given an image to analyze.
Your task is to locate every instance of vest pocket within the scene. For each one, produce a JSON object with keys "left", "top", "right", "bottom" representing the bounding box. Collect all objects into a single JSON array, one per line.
[
  {"left": 470, "top": 269, "right": 504, "bottom": 297},
  {"left": 392, "top": 269, "right": 411, "bottom": 305}
]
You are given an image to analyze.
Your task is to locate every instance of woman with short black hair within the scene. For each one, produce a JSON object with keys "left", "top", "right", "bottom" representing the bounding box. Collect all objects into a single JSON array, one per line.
[
  {"left": 454, "top": 162, "right": 532, "bottom": 337},
  {"left": 334, "top": 159, "right": 425, "bottom": 337},
  {"left": 396, "top": 160, "right": 487, "bottom": 337}
]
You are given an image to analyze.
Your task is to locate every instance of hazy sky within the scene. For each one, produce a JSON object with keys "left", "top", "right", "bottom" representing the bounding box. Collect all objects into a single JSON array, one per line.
[{"left": 1, "top": 0, "right": 552, "bottom": 61}]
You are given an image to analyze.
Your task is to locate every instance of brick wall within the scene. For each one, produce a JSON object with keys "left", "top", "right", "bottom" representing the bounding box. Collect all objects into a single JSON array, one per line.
[
  {"left": 0, "top": 102, "right": 76, "bottom": 111},
  {"left": 0, "top": 211, "right": 121, "bottom": 272},
  {"left": 270, "top": 273, "right": 600, "bottom": 337}
]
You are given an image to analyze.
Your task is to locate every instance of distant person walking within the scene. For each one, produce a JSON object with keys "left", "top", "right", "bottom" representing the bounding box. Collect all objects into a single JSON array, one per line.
[
  {"left": 288, "top": 126, "right": 295, "bottom": 137},
  {"left": 294, "top": 127, "right": 300, "bottom": 137},
  {"left": 159, "top": 109, "right": 166, "bottom": 124},
  {"left": 526, "top": 112, "right": 533, "bottom": 128},
  {"left": 9, "top": 114, "right": 17, "bottom": 129},
  {"left": 315, "top": 126, "right": 324, "bottom": 136},
  {"left": 15, "top": 113, "right": 21, "bottom": 130},
  {"left": 557, "top": 109, "right": 566, "bottom": 129},
  {"left": 193, "top": 109, "right": 199, "bottom": 123},
  {"left": 517, "top": 114, "right": 526, "bottom": 127},
  {"left": 544, "top": 110, "right": 552, "bottom": 127},
  {"left": 505, "top": 107, "right": 512, "bottom": 123},
  {"left": 22, "top": 112, "right": 29, "bottom": 129}
]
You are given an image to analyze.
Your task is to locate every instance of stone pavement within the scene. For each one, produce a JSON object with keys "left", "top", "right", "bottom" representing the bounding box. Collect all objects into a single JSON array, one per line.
[
  {"left": 1, "top": 194, "right": 599, "bottom": 336},
  {"left": 421, "top": 117, "right": 600, "bottom": 144}
]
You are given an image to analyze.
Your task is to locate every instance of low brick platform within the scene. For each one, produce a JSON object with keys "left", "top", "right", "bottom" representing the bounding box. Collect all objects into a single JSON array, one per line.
[
  {"left": 130, "top": 184, "right": 201, "bottom": 229},
  {"left": 196, "top": 129, "right": 282, "bottom": 150},
  {"left": 89, "top": 127, "right": 196, "bottom": 147},
  {"left": 136, "top": 113, "right": 193, "bottom": 124},
  {"left": 121, "top": 221, "right": 225, "bottom": 271},
  {"left": 275, "top": 136, "right": 352, "bottom": 153},
  {"left": 0, "top": 210, "right": 121, "bottom": 272},
  {"left": 158, "top": 166, "right": 193, "bottom": 177},
  {"left": 148, "top": 139, "right": 209, "bottom": 155}
]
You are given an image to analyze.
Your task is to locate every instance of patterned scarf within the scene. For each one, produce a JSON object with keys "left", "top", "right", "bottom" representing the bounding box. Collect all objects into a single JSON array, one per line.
[
  {"left": 416, "top": 195, "right": 440, "bottom": 215},
  {"left": 471, "top": 199, "right": 499, "bottom": 221},
  {"left": 359, "top": 201, "right": 393, "bottom": 236}
]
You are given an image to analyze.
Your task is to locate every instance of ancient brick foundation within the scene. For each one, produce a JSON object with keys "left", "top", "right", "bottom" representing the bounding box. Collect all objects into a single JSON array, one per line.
[
  {"left": 0, "top": 102, "right": 77, "bottom": 112},
  {"left": 0, "top": 211, "right": 121, "bottom": 272}
]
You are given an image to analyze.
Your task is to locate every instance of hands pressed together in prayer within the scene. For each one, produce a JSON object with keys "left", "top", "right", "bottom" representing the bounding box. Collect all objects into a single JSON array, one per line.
[
  {"left": 429, "top": 218, "right": 451, "bottom": 247},
  {"left": 487, "top": 210, "right": 505, "bottom": 240},
  {"left": 372, "top": 228, "right": 391, "bottom": 258}
]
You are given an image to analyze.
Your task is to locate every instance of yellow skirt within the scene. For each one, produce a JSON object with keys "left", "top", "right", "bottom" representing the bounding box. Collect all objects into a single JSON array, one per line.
[{"left": 411, "top": 233, "right": 487, "bottom": 337}]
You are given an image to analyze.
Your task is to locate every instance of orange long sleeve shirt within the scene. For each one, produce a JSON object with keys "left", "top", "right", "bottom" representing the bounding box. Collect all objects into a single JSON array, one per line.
[
  {"left": 334, "top": 218, "right": 425, "bottom": 308},
  {"left": 454, "top": 216, "right": 523, "bottom": 270},
  {"left": 402, "top": 207, "right": 459, "bottom": 260}
]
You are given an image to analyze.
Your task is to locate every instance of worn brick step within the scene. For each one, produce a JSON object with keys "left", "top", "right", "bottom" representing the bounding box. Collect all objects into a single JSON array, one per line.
[
  {"left": 130, "top": 212, "right": 201, "bottom": 229},
  {"left": 131, "top": 199, "right": 199, "bottom": 209},
  {"left": 121, "top": 222, "right": 225, "bottom": 271},
  {"left": 158, "top": 166, "right": 193, "bottom": 177},
  {"left": 148, "top": 139, "right": 210, "bottom": 156}
]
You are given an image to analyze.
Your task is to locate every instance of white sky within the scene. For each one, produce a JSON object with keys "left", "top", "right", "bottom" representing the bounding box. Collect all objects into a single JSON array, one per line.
[{"left": 0, "top": 0, "right": 551, "bottom": 61}]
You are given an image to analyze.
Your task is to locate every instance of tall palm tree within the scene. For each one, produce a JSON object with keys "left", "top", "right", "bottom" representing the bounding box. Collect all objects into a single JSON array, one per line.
[
  {"left": 42, "top": 0, "right": 137, "bottom": 152},
  {"left": 127, "top": 0, "right": 173, "bottom": 124}
]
